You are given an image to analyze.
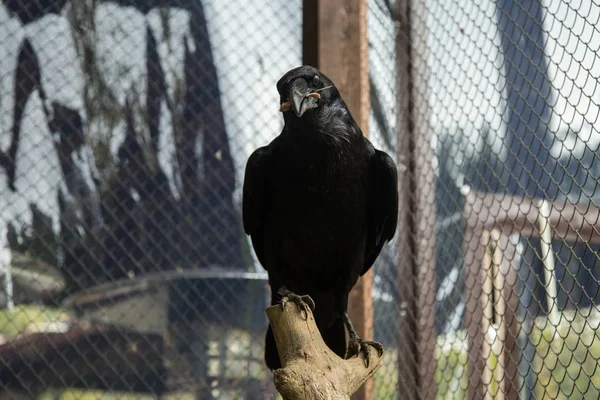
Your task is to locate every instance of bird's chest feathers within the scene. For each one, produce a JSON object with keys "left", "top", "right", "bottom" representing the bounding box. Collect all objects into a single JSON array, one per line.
[
  {"left": 296, "top": 162, "right": 356, "bottom": 195},
  {"left": 273, "top": 147, "right": 367, "bottom": 221},
  {"left": 271, "top": 122, "right": 369, "bottom": 225},
  {"left": 283, "top": 145, "right": 361, "bottom": 192}
]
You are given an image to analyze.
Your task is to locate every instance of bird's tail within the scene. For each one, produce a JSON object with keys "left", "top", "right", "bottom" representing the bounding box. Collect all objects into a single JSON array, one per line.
[
  {"left": 264, "top": 324, "right": 280, "bottom": 370},
  {"left": 321, "top": 316, "right": 347, "bottom": 358},
  {"left": 264, "top": 315, "right": 346, "bottom": 370}
]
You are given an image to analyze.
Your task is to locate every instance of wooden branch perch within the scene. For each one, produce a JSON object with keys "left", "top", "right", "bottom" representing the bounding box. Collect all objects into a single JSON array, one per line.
[{"left": 266, "top": 303, "right": 383, "bottom": 400}]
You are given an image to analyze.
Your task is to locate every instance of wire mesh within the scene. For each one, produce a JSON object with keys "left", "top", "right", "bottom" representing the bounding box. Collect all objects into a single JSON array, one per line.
[
  {"left": 0, "top": 0, "right": 300, "bottom": 398},
  {"left": 1, "top": 0, "right": 600, "bottom": 399},
  {"left": 401, "top": 0, "right": 600, "bottom": 397},
  {"left": 368, "top": 1, "right": 403, "bottom": 398}
]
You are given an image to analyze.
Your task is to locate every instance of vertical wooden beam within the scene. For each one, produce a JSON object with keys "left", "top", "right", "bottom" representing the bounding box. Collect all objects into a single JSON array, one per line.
[
  {"left": 463, "top": 199, "right": 486, "bottom": 400},
  {"left": 498, "top": 233, "right": 520, "bottom": 400},
  {"left": 463, "top": 190, "right": 522, "bottom": 400},
  {"left": 396, "top": 0, "right": 418, "bottom": 397},
  {"left": 303, "top": 1, "right": 372, "bottom": 399},
  {"left": 465, "top": 231, "right": 487, "bottom": 400},
  {"left": 410, "top": 4, "right": 437, "bottom": 397},
  {"left": 491, "top": 231, "right": 505, "bottom": 400},
  {"left": 310, "top": 0, "right": 369, "bottom": 123},
  {"left": 483, "top": 230, "right": 521, "bottom": 400},
  {"left": 482, "top": 230, "right": 495, "bottom": 400},
  {"left": 396, "top": 0, "right": 437, "bottom": 397}
]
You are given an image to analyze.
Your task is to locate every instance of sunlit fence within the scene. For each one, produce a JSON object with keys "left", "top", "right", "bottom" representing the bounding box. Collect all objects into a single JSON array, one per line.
[
  {"left": 0, "top": 0, "right": 599, "bottom": 399},
  {"left": 418, "top": 0, "right": 600, "bottom": 397},
  {"left": 0, "top": 0, "right": 300, "bottom": 398}
]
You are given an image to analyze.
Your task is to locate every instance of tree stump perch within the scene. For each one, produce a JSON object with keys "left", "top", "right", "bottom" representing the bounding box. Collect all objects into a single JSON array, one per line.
[{"left": 266, "top": 302, "right": 383, "bottom": 400}]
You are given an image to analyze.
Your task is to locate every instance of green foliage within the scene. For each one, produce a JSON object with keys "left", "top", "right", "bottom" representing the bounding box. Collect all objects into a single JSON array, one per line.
[
  {"left": 434, "top": 332, "right": 468, "bottom": 400},
  {"left": 4, "top": 307, "right": 599, "bottom": 398},
  {"left": 372, "top": 332, "right": 468, "bottom": 400},
  {"left": 531, "top": 312, "right": 600, "bottom": 399},
  {"left": 0, "top": 305, "right": 69, "bottom": 338},
  {"left": 374, "top": 350, "right": 400, "bottom": 400},
  {"left": 428, "top": 310, "right": 600, "bottom": 400},
  {"left": 38, "top": 390, "right": 195, "bottom": 400}
]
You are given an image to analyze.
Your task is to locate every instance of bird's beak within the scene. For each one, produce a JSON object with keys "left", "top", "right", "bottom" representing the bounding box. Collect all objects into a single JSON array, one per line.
[{"left": 288, "top": 78, "right": 319, "bottom": 118}]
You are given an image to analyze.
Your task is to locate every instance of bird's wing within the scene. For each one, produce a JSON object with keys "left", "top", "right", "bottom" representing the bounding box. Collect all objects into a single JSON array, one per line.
[
  {"left": 363, "top": 149, "right": 399, "bottom": 274},
  {"left": 242, "top": 145, "right": 272, "bottom": 267}
]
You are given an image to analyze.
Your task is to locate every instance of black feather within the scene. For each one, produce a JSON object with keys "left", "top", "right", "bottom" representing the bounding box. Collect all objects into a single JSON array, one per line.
[{"left": 242, "top": 66, "right": 398, "bottom": 369}]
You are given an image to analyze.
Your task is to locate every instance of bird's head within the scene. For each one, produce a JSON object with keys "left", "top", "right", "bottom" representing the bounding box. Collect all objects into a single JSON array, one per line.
[{"left": 277, "top": 65, "right": 338, "bottom": 119}]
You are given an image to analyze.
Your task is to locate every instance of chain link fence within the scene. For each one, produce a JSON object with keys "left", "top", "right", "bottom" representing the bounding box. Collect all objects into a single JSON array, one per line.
[
  {"left": 368, "top": 2, "right": 403, "bottom": 398},
  {"left": 409, "top": 0, "right": 600, "bottom": 397},
  {"left": 1, "top": 0, "right": 599, "bottom": 399},
  {"left": 0, "top": 0, "right": 301, "bottom": 398}
]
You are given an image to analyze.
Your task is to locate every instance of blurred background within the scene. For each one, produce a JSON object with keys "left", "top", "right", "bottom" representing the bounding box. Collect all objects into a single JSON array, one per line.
[{"left": 0, "top": 0, "right": 599, "bottom": 399}]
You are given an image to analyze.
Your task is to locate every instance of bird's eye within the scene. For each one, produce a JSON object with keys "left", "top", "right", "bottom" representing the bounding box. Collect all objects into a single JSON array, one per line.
[{"left": 312, "top": 75, "right": 320, "bottom": 86}]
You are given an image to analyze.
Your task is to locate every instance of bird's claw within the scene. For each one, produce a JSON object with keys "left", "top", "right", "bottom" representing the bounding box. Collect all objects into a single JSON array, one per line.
[
  {"left": 346, "top": 337, "right": 384, "bottom": 367},
  {"left": 280, "top": 293, "right": 316, "bottom": 320}
]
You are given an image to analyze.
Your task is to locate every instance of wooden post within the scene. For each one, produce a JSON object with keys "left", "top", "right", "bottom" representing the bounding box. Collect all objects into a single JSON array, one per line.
[
  {"left": 497, "top": 233, "right": 520, "bottom": 400},
  {"left": 536, "top": 199, "right": 559, "bottom": 327},
  {"left": 408, "top": 0, "right": 437, "bottom": 394},
  {"left": 396, "top": 0, "right": 418, "bottom": 396},
  {"left": 266, "top": 303, "right": 383, "bottom": 399},
  {"left": 463, "top": 219, "right": 486, "bottom": 400},
  {"left": 463, "top": 189, "right": 526, "bottom": 400},
  {"left": 396, "top": 0, "right": 437, "bottom": 397},
  {"left": 482, "top": 230, "right": 495, "bottom": 400},
  {"left": 303, "top": 1, "right": 372, "bottom": 399},
  {"left": 473, "top": 230, "right": 520, "bottom": 400}
]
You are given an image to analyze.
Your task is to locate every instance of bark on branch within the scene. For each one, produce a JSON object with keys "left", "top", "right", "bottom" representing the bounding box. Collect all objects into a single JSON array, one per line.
[{"left": 266, "top": 303, "right": 383, "bottom": 400}]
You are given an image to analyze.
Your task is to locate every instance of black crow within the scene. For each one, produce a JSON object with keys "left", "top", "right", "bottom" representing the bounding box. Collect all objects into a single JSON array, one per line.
[{"left": 243, "top": 65, "right": 398, "bottom": 370}]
